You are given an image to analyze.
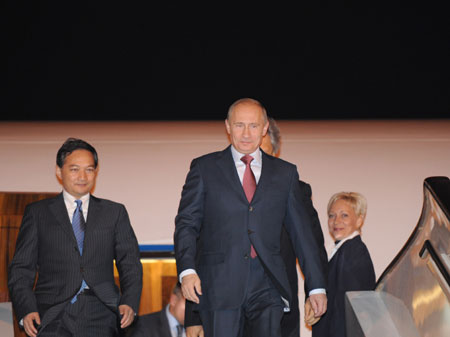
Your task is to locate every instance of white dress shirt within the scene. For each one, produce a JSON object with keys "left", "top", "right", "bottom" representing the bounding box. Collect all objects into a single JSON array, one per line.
[
  {"left": 62, "top": 189, "right": 90, "bottom": 221},
  {"left": 166, "top": 304, "right": 186, "bottom": 337},
  {"left": 230, "top": 146, "right": 262, "bottom": 184},
  {"left": 328, "top": 231, "right": 361, "bottom": 261}
]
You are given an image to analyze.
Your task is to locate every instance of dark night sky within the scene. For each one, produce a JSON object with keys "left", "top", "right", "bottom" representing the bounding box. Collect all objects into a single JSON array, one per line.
[{"left": 5, "top": 2, "right": 450, "bottom": 121}]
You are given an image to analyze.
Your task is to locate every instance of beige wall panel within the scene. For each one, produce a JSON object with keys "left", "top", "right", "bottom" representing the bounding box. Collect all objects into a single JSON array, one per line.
[{"left": 1, "top": 120, "right": 449, "bottom": 336}]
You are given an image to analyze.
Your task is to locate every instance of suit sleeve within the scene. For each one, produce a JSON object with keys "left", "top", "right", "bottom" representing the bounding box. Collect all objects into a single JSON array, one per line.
[
  {"left": 174, "top": 159, "right": 204, "bottom": 276},
  {"left": 114, "top": 204, "right": 143, "bottom": 313},
  {"left": 299, "top": 181, "right": 328, "bottom": 295},
  {"left": 184, "top": 299, "right": 203, "bottom": 328},
  {"left": 340, "top": 243, "right": 376, "bottom": 292},
  {"left": 283, "top": 167, "right": 328, "bottom": 293},
  {"left": 8, "top": 205, "right": 39, "bottom": 321},
  {"left": 124, "top": 316, "right": 145, "bottom": 337},
  {"left": 124, "top": 314, "right": 159, "bottom": 337},
  {"left": 334, "top": 241, "right": 376, "bottom": 336}
]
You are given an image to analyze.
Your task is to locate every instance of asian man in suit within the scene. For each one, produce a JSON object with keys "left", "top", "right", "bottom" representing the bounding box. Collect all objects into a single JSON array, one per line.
[
  {"left": 8, "top": 137, "right": 143, "bottom": 337},
  {"left": 126, "top": 282, "right": 186, "bottom": 337},
  {"left": 174, "top": 98, "right": 328, "bottom": 337}
]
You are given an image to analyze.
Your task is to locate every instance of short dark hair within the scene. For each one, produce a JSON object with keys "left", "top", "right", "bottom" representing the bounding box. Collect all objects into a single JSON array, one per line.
[
  {"left": 173, "top": 282, "right": 182, "bottom": 297},
  {"left": 56, "top": 138, "right": 98, "bottom": 168}
]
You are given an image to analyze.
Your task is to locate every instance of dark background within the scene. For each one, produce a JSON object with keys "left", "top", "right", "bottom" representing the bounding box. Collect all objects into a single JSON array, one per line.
[{"left": 5, "top": 2, "right": 449, "bottom": 121}]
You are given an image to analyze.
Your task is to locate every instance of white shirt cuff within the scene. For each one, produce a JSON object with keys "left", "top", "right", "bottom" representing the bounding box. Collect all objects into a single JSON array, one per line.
[
  {"left": 309, "top": 288, "right": 326, "bottom": 296},
  {"left": 179, "top": 269, "right": 197, "bottom": 283}
]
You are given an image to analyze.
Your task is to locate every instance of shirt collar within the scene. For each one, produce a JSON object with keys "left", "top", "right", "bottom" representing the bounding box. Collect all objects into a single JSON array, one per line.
[
  {"left": 62, "top": 189, "right": 90, "bottom": 206},
  {"left": 334, "top": 231, "right": 360, "bottom": 250},
  {"left": 328, "top": 231, "right": 360, "bottom": 261},
  {"left": 165, "top": 304, "right": 182, "bottom": 330},
  {"left": 230, "top": 145, "right": 262, "bottom": 166}
]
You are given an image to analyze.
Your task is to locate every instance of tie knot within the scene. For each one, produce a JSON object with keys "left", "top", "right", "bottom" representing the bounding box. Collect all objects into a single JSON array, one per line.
[
  {"left": 75, "top": 199, "right": 83, "bottom": 211},
  {"left": 240, "top": 154, "right": 254, "bottom": 166}
]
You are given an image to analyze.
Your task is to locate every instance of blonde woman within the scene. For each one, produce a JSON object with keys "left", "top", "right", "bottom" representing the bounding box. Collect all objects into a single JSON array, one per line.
[{"left": 305, "top": 192, "right": 375, "bottom": 337}]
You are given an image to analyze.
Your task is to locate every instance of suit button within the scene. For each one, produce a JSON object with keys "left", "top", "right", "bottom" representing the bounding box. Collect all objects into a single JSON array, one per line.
[
  {"left": 244, "top": 254, "right": 249, "bottom": 259},
  {"left": 249, "top": 206, "right": 253, "bottom": 211},
  {"left": 248, "top": 229, "right": 254, "bottom": 234},
  {"left": 80, "top": 267, "right": 84, "bottom": 273}
]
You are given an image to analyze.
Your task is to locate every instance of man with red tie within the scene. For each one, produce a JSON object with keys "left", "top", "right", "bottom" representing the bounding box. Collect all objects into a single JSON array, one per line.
[{"left": 174, "top": 98, "right": 328, "bottom": 337}]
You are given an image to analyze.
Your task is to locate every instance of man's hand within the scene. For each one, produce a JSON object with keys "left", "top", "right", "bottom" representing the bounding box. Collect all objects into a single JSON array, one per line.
[
  {"left": 182, "top": 274, "right": 202, "bottom": 304},
  {"left": 304, "top": 297, "right": 321, "bottom": 326},
  {"left": 23, "top": 312, "right": 41, "bottom": 337},
  {"left": 186, "top": 325, "right": 204, "bottom": 337},
  {"left": 308, "top": 293, "right": 327, "bottom": 318},
  {"left": 119, "top": 304, "right": 135, "bottom": 329}
]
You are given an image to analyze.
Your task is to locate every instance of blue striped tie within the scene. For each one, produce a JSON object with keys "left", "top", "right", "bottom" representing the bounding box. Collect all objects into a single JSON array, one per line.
[
  {"left": 176, "top": 324, "right": 184, "bottom": 337},
  {"left": 71, "top": 199, "right": 88, "bottom": 303}
]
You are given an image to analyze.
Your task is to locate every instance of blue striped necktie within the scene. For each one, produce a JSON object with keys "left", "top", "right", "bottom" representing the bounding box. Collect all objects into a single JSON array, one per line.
[
  {"left": 176, "top": 324, "right": 184, "bottom": 337},
  {"left": 71, "top": 199, "right": 88, "bottom": 303}
]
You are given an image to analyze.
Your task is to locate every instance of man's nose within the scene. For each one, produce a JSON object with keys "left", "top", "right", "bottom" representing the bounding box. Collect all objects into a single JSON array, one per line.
[{"left": 79, "top": 170, "right": 87, "bottom": 180}]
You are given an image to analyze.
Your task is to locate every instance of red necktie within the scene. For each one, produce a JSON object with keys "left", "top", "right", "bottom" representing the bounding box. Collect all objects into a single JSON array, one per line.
[{"left": 241, "top": 154, "right": 257, "bottom": 258}]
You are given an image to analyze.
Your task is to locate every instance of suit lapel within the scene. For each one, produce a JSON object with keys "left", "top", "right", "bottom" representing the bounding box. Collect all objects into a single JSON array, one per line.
[
  {"left": 83, "top": 195, "right": 101, "bottom": 255},
  {"left": 49, "top": 193, "right": 102, "bottom": 255},
  {"left": 159, "top": 309, "right": 172, "bottom": 337},
  {"left": 215, "top": 146, "right": 248, "bottom": 202},
  {"left": 49, "top": 193, "right": 77, "bottom": 243},
  {"left": 216, "top": 146, "right": 277, "bottom": 204},
  {"left": 85, "top": 195, "right": 101, "bottom": 232},
  {"left": 252, "top": 151, "right": 276, "bottom": 203}
]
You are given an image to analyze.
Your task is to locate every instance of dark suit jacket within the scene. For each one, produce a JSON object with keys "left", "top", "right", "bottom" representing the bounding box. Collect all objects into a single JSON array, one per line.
[
  {"left": 125, "top": 309, "right": 174, "bottom": 337},
  {"left": 8, "top": 193, "right": 143, "bottom": 331},
  {"left": 312, "top": 235, "right": 375, "bottom": 337},
  {"left": 280, "top": 180, "right": 327, "bottom": 337},
  {"left": 174, "top": 146, "right": 327, "bottom": 312},
  {"left": 182, "top": 179, "right": 328, "bottom": 336}
]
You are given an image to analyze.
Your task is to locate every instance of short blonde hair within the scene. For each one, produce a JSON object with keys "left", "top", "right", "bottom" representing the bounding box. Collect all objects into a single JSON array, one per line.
[{"left": 327, "top": 192, "right": 367, "bottom": 221}]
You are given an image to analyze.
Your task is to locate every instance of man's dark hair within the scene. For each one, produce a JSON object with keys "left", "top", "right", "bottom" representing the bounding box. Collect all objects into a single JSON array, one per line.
[
  {"left": 173, "top": 282, "right": 182, "bottom": 297},
  {"left": 56, "top": 137, "right": 98, "bottom": 168}
]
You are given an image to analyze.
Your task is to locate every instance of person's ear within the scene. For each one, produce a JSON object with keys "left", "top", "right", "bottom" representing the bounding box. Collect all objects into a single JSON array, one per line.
[
  {"left": 262, "top": 121, "right": 269, "bottom": 136},
  {"left": 56, "top": 165, "right": 62, "bottom": 180},
  {"left": 225, "top": 119, "right": 231, "bottom": 134},
  {"left": 169, "top": 293, "right": 177, "bottom": 307},
  {"left": 356, "top": 215, "right": 364, "bottom": 229}
]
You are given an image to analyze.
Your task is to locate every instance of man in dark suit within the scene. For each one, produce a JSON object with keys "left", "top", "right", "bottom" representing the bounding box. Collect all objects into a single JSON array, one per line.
[
  {"left": 8, "top": 138, "right": 143, "bottom": 337},
  {"left": 174, "top": 98, "right": 328, "bottom": 337},
  {"left": 126, "top": 282, "right": 186, "bottom": 337},
  {"left": 184, "top": 117, "right": 327, "bottom": 337}
]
